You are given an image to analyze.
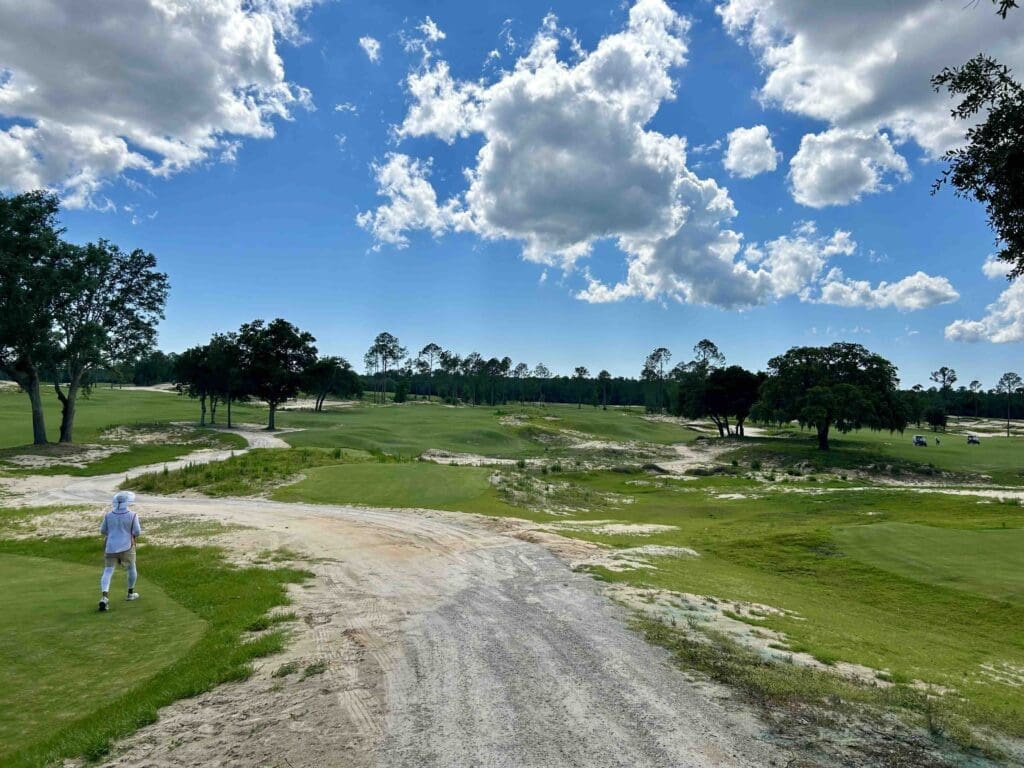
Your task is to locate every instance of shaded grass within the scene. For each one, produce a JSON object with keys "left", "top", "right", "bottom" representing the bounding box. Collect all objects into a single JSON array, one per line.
[{"left": 0, "top": 529, "right": 309, "bottom": 767}]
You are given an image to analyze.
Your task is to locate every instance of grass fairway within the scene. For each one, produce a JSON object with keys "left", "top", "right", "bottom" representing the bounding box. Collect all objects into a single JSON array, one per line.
[
  {"left": 278, "top": 402, "right": 696, "bottom": 458},
  {"left": 0, "top": 523, "right": 308, "bottom": 768},
  {"left": 272, "top": 462, "right": 504, "bottom": 513},
  {"left": 838, "top": 522, "right": 1024, "bottom": 605},
  {"left": 0, "top": 554, "right": 205, "bottom": 757}
]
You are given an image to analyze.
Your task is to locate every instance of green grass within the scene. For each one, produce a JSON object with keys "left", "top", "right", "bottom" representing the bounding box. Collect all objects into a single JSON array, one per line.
[
  {"left": 0, "top": 433, "right": 247, "bottom": 478},
  {"left": 277, "top": 402, "right": 696, "bottom": 458},
  {"left": 838, "top": 522, "right": 1024, "bottom": 605},
  {"left": 123, "top": 447, "right": 368, "bottom": 496},
  {"left": 727, "top": 428, "right": 1024, "bottom": 485},
  {"left": 0, "top": 528, "right": 308, "bottom": 767},
  {"left": 516, "top": 471, "right": 1024, "bottom": 740},
  {"left": 0, "top": 554, "right": 205, "bottom": 757},
  {"left": 272, "top": 461, "right": 509, "bottom": 513},
  {"left": 0, "top": 386, "right": 257, "bottom": 448}
]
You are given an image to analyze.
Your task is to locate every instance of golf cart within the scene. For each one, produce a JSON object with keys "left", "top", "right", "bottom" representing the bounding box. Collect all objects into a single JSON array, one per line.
[
  {"left": 913, "top": 435, "right": 928, "bottom": 446},
  {"left": 967, "top": 434, "right": 981, "bottom": 445}
]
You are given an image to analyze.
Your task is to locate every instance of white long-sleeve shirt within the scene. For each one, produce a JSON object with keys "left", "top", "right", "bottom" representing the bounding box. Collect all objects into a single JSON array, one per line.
[{"left": 100, "top": 509, "right": 141, "bottom": 554}]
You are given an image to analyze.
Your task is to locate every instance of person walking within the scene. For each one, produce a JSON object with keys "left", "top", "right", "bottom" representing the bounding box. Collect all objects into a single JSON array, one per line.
[{"left": 99, "top": 491, "right": 142, "bottom": 612}]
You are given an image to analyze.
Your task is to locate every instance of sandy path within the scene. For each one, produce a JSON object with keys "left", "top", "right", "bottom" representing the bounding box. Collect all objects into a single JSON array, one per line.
[{"left": 5, "top": 432, "right": 796, "bottom": 767}]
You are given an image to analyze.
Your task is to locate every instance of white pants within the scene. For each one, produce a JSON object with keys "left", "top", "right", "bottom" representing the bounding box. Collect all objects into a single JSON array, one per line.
[{"left": 100, "top": 561, "right": 138, "bottom": 592}]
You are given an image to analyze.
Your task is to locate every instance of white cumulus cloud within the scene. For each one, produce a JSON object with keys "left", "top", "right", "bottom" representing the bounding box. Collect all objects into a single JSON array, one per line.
[
  {"left": 359, "top": 36, "right": 381, "bottom": 63},
  {"left": 945, "top": 280, "right": 1024, "bottom": 343},
  {"left": 723, "top": 124, "right": 780, "bottom": 178},
  {"left": 718, "top": 0, "right": 1024, "bottom": 205},
  {"left": 360, "top": 2, "right": 957, "bottom": 313},
  {"left": 0, "top": 0, "right": 315, "bottom": 208},
  {"left": 788, "top": 128, "right": 910, "bottom": 208},
  {"left": 982, "top": 255, "right": 1010, "bottom": 280},
  {"left": 355, "top": 153, "right": 457, "bottom": 248},
  {"left": 818, "top": 269, "right": 960, "bottom": 311}
]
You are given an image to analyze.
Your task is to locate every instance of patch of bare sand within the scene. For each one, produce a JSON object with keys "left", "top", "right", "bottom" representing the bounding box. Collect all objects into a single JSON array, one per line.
[
  {"left": 652, "top": 439, "right": 735, "bottom": 474},
  {"left": 277, "top": 398, "right": 357, "bottom": 411},
  {"left": 608, "top": 584, "right": 899, "bottom": 690},
  {"left": 420, "top": 449, "right": 530, "bottom": 467},
  {"left": 2, "top": 443, "right": 128, "bottom": 469}
]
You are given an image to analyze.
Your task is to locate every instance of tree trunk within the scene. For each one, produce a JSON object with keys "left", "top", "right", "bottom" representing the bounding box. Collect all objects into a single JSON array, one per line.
[
  {"left": 17, "top": 367, "right": 48, "bottom": 445},
  {"left": 209, "top": 397, "right": 217, "bottom": 425},
  {"left": 56, "top": 375, "right": 83, "bottom": 443},
  {"left": 199, "top": 395, "right": 207, "bottom": 427},
  {"left": 268, "top": 402, "right": 277, "bottom": 431},
  {"left": 227, "top": 394, "right": 233, "bottom": 428},
  {"left": 817, "top": 423, "right": 830, "bottom": 451}
]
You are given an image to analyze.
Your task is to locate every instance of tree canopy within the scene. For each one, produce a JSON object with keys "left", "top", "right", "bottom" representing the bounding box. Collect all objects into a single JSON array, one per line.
[
  {"left": 755, "top": 343, "right": 907, "bottom": 450},
  {"left": 238, "top": 319, "right": 318, "bottom": 430},
  {"left": 933, "top": 54, "right": 1024, "bottom": 277},
  {"left": 0, "top": 191, "right": 64, "bottom": 444}
]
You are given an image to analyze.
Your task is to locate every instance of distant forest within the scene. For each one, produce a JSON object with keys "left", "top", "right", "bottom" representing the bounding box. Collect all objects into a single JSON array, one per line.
[{"left": 9, "top": 338, "right": 1021, "bottom": 425}]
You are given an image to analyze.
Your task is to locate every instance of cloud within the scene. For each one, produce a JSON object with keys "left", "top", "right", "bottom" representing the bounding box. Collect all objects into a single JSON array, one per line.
[
  {"left": 334, "top": 102, "right": 358, "bottom": 114},
  {"left": 818, "top": 268, "right": 960, "bottom": 311},
  {"left": 361, "top": 2, "right": 956, "bottom": 313},
  {"left": 366, "top": 2, "right": 757, "bottom": 303},
  {"left": 982, "top": 255, "right": 1009, "bottom": 280},
  {"left": 723, "top": 125, "right": 780, "bottom": 178},
  {"left": 355, "top": 153, "right": 457, "bottom": 248},
  {"left": 0, "top": 0, "right": 315, "bottom": 208},
  {"left": 398, "top": 61, "right": 483, "bottom": 143},
  {"left": 788, "top": 128, "right": 910, "bottom": 207},
  {"left": 359, "top": 36, "right": 381, "bottom": 63},
  {"left": 718, "top": 0, "right": 1024, "bottom": 204},
  {"left": 945, "top": 280, "right": 1024, "bottom": 343}
]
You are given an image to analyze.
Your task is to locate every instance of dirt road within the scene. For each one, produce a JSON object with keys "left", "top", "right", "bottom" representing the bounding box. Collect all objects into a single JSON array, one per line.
[{"left": 6, "top": 431, "right": 794, "bottom": 768}]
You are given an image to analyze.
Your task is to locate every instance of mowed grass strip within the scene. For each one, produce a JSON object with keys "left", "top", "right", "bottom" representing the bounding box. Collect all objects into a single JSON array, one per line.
[
  {"left": 271, "top": 461, "right": 506, "bottom": 513},
  {"left": 838, "top": 522, "right": 1024, "bottom": 605},
  {"left": 278, "top": 402, "right": 697, "bottom": 458},
  {"left": 0, "top": 531, "right": 308, "bottom": 768}
]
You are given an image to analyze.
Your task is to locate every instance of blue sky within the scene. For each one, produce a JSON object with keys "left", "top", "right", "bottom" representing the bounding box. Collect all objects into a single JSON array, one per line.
[{"left": 2, "top": 0, "right": 1022, "bottom": 387}]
